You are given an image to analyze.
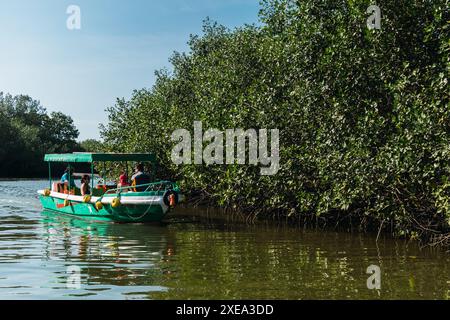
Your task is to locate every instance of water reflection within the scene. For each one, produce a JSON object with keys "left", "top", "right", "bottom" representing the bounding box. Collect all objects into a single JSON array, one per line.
[
  {"left": 144, "top": 221, "right": 449, "bottom": 300},
  {"left": 0, "top": 180, "right": 448, "bottom": 299},
  {"left": 40, "top": 211, "right": 172, "bottom": 299}
]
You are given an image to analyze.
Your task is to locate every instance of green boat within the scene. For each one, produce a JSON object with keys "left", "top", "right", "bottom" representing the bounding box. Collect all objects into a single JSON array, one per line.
[{"left": 37, "top": 153, "right": 184, "bottom": 223}]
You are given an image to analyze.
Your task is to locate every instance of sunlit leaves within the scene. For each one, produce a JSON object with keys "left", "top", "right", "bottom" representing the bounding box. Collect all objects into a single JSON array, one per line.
[{"left": 101, "top": 0, "right": 449, "bottom": 241}]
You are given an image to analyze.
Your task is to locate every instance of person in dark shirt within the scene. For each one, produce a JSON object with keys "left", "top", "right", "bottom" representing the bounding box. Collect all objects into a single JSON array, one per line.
[
  {"left": 131, "top": 163, "right": 150, "bottom": 192},
  {"left": 80, "top": 175, "right": 91, "bottom": 196}
]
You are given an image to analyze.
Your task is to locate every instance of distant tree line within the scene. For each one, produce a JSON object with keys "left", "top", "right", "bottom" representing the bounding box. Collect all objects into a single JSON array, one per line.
[
  {"left": 0, "top": 92, "right": 101, "bottom": 178},
  {"left": 104, "top": 1, "right": 450, "bottom": 243},
  {"left": 79, "top": 139, "right": 104, "bottom": 153}
]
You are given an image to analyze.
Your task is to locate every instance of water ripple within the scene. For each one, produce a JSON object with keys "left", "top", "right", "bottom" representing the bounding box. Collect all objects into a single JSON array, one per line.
[{"left": 0, "top": 180, "right": 449, "bottom": 299}]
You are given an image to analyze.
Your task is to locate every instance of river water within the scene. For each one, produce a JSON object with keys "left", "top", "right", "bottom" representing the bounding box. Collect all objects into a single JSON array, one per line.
[{"left": 0, "top": 180, "right": 448, "bottom": 299}]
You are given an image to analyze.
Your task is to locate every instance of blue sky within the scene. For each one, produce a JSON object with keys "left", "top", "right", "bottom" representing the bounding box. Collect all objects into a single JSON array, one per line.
[{"left": 0, "top": 0, "right": 260, "bottom": 140}]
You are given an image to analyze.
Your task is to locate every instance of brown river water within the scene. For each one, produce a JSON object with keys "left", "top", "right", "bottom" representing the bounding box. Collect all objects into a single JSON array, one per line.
[{"left": 0, "top": 180, "right": 448, "bottom": 299}]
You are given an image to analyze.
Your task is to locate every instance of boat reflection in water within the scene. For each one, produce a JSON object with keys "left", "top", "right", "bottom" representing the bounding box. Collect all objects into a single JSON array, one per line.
[
  {"left": 2, "top": 180, "right": 448, "bottom": 300},
  {"left": 40, "top": 210, "right": 175, "bottom": 299}
]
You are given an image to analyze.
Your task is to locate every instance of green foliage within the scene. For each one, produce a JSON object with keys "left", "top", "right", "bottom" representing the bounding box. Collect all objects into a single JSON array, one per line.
[
  {"left": 101, "top": 1, "right": 450, "bottom": 241},
  {"left": 0, "top": 93, "right": 80, "bottom": 177},
  {"left": 79, "top": 139, "right": 104, "bottom": 153}
]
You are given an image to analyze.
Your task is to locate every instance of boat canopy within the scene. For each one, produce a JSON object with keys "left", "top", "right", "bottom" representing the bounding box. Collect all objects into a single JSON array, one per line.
[{"left": 44, "top": 153, "right": 156, "bottom": 163}]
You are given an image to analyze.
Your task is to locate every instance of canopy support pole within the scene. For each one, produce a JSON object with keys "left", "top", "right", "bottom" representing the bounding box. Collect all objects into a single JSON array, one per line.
[
  {"left": 102, "top": 162, "right": 106, "bottom": 184},
  {"left": 91, "top": 163, "right": 95, "bottom": 190},
  {"left": 68, "top": 164, "right": 71, "bottom": 195},
  {"left": 48, "top": 162, "right": 52, "bottom": 190},
  {"left": 152, "top": 161, "right": 156, "bottom": 180}
]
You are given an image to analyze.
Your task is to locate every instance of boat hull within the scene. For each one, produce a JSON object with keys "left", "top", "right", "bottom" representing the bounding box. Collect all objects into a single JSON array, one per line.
[{"left": 38, "top": 192, "right": 169, "bottom": 223}]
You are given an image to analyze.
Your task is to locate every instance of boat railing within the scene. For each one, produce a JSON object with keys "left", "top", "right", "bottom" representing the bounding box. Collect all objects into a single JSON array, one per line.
[{"left": 103, "top": 180, "right": 179, "bottom": 196}]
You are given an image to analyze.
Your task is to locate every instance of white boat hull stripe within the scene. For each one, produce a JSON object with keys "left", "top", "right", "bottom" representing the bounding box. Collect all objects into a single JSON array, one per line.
[{"left": 37, "top": 190, "right": 168, "bottom": 208}]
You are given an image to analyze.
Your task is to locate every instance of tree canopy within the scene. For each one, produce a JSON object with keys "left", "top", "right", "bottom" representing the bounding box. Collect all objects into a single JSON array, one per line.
[
  {"left": 0, "top": 92, "right": 81, "bottom": 177},
  {"left": 100, "top": 0, "right": 448, "bottom": 242}
]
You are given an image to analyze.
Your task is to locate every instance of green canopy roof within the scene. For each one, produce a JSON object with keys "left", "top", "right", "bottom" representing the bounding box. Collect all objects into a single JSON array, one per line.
[{"left": 44, "top": 153, "right": 156, "bottom": 163}]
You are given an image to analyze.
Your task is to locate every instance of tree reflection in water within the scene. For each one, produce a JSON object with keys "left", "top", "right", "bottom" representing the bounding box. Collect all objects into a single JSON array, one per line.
[{"left": 39, "top": 210, "right": 449, "bottom": 300}]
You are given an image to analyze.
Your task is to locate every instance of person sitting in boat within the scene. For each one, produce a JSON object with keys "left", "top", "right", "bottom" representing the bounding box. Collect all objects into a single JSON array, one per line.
[
  {"left": 60, "top": 166, "right": 76, "bottom": 193},
  {"left": 131, "top": 163, "right": 150, "bottom": 192},
  {"left": 80, "top": 175, "right": 91, "bottom": 196},
  {"left": 117, "top": 170, "right": 130, "bottom": 190}
]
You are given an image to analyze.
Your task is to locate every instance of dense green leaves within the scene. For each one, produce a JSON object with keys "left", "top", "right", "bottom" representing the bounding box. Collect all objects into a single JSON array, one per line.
[
  {"left": 79, "top": 139, "right": 104, "bottom": 153},
  {"left": 101, "top": 1, "right": 449, "bottom": 242},
  {"left": 0, "top": 93, "right": 80, "bottom": 177}
]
